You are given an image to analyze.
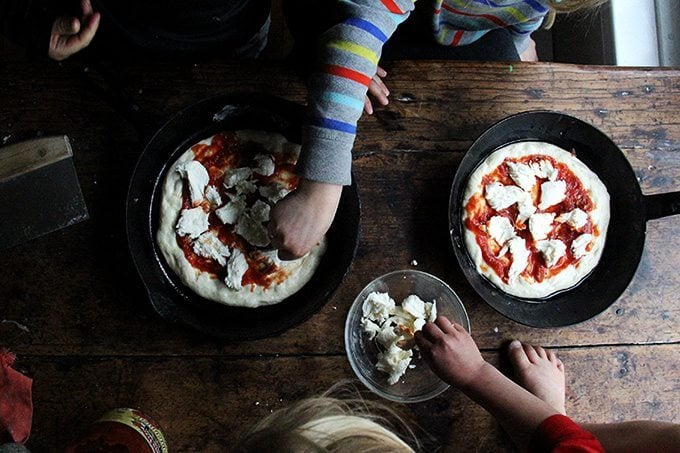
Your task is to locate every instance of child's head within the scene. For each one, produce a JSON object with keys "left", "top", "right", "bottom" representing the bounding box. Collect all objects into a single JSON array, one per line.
[
  {"left": 547, "top": 0, "right": 609, "bottom": 12},
  {"left": 234, "top": 384, "right": 418, "bottom": 452}
]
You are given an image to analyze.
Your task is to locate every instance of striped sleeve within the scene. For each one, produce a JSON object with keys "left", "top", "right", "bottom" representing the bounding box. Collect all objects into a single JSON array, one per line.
[{"left": 296, "top": 0, "right": 416, "bottom": 186}]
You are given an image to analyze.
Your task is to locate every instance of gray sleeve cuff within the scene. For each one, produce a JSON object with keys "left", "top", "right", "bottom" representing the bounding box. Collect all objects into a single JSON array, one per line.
[{"left": 295, "top": 130, "right": 354, "bottom": 186}]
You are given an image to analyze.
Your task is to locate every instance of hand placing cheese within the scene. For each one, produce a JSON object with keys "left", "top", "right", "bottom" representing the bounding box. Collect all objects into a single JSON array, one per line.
[{"left": 361, "top": 291, "right": 437, "bottom": 385}]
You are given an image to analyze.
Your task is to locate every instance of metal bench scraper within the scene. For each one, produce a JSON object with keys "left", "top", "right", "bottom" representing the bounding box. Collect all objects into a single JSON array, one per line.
[{"left": 0, "top": 136, "right": 89, "bottom": 250}]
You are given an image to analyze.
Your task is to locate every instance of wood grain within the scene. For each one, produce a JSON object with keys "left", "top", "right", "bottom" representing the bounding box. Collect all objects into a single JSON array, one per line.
[{"left": 1, "top": 36, "right": 679, "bottom": 452}]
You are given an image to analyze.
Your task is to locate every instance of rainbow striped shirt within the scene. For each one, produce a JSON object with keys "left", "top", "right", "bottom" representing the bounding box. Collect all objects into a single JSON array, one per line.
[{"left": 297, "top": 0, "right": 550, "bottom": 185}]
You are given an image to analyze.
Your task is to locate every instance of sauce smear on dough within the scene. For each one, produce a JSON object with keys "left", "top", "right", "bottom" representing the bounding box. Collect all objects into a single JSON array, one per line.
[{"left": 465, "top": 155, "right": 600, "bottom": 284}]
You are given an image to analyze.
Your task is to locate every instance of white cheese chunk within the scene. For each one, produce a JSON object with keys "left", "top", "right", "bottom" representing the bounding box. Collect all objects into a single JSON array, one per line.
[
  {"left": 516, "top": 191, "right": 538, "bottom": 223},
  {"left": 204, "top": 185, "right": 222, "bottom": 207},
  {"left": 488, "top": 216, "right": 517, "bottom": 246},
  {"left": 361, "top": 291, "right": 395, "bottom": 324},
  {"left": 556, "top": 208, "right": 588, "bottom": 230},
  {"left": 376, "top": 323, "right": 399, "bottom": 348},
  {"left": 572, "top": 233, "right": 593, "bottom": 259},
  {"left": 224, "top": 248, "right": 248, "bottom": 290},
  {"left": 508, "top": 237, "right": 530, "bottom": 283},
  {"left": 223, "top": 167, "right": 252, "bottom": 189},
  {"left": 531, "top": 160, "right": 558, "bottom": 181},
  {"left": 176, "top": 160, "right": 209, "bottom": 205},
  {"left": 176, "top": 207, "right": 209, "bottom": 239},
  {"left": 529, "top": 212, "right": 555, "bottom": 241},
  {"left": 535, "top": 239, "right": 566, "bottom": 267},
  {"left": 539, "top": 180, "right": 567, "bottom": 210},
  {"left": 235, "top": 179, "right": 258, "bottom": 196},
  {"left": 401, "top": 295, "right": 427, "bottom": 319},
  {"left": 485, "top": 182, "right": 525, "bottom": 211},
  {"left": 507, "top": 162, "right": 536, "bottom": 192},
  {"left": 376, "top": 344, "right": 413, "bottom": 385},
  {"left": 250, "top": 199, "right": 271, "bottom": 223},
  {"left": 253, "top": 153, "right": 275, "bottom": 176},
  {"left": 192, "top": 231, "right": 231, "bottom": 266},
  {"left": 361, "top": 318, "right": 381, "bottom": 340},
  {"left": 259, "top": 183, "right": 291, "bottom": 203},
  {"left": 215, "top": 200, "right": 245, "bottom": 225},
  {"left": 425, "top": 301, "right": 437, "bottom": 323},
  {"left": 235, "top": 213, "right": 270, "bottom": 247}
]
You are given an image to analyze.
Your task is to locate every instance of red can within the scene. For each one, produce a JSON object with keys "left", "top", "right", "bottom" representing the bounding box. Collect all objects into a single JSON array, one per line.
[{"left": 65, "top": 408, "right": 168, "bottom": 453}]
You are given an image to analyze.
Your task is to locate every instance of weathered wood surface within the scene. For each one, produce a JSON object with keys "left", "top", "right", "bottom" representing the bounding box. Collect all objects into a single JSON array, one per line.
[
  {"left": 19, "top": 345, "right": 679, "bottom": 451},
  {"left": 1, "top": 34, "right": 679, "bottom": 452}
]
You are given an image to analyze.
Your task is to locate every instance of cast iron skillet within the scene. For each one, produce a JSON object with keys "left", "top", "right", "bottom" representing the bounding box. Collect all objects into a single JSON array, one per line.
[
  {"left": 449, "top": 111, "right": 680, "bottom": 328},
  {"left": 125, "top": 92, "right": 360, "bottom": 340}
]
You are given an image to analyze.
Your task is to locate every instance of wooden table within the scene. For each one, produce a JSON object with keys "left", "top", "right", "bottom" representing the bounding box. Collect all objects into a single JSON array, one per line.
[{"left": 1, "top": 36, "right": 678, "bottom": 451}]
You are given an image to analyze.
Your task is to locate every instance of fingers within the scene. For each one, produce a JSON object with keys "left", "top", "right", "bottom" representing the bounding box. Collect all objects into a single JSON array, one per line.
[
  {"left": 363, "top": 96, "right": 373, "bottom": 115},
  {"left": 434, "top": 316, "right": 457, "bottom": 335},
  {"left": 76, "top": 11, "right": 100, "bottom": 47},
  {"left": 81, "top": 0, "right": 94, "bottom": 16},
  {"left": 52, "top": 17, "right": 80, "bottom": 36},
  {"left": 376, "top": 66, "right": 387, "bottom": 78},
  {"left": 414, "top": 330, "right": 433, "bottom": 351}
]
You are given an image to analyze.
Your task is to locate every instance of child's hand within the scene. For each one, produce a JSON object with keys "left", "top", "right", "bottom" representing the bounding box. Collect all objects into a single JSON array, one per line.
[
  {"left": 269, "top": 179, "right": 342, "bottom": 260},
  {"left": 415, "top": 316, "right": 487, "bottom": 389},
  {"left": 48, "top": 0, "right": 100, "bottom": 61},
  {"left": 364, "top": 66, "right": 389, "bottom": 114}
]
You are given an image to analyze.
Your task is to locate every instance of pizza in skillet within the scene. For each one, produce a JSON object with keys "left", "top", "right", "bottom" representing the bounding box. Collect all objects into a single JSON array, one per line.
[
  {"left": 156, "top": 130, "right": 326, "bottom": 308},
  {"left": 462, "top": 141, "right": 610, "bottom": 299}
]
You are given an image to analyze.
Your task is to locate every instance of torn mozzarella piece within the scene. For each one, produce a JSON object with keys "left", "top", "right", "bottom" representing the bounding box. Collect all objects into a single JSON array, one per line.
[
  {"left": 531, "top": 160, "right": 558, "bottom": 181},
  {"left": 516, "top": 191, "right": 537, "bottom": 223},
  {"left": 485, "top": 182, "right": 525, "bottom": 211},
  {"left": 259, "top": 183, "right": 291, "bottom": 203},
  {"left": 529, "top": 213, "right": 555, "bottom": 241},
  {"left": 401, "top": 295, "right": 427, "bottom": 319},
  {"left": 361, "top": 291, "right": 395, "bottom": 324},
  {"left": 507, "top": 162, "right": 536, "bottom": 192},
  {"left": 361, "top": 318, "right": 381, "bottom": 340},
  {"left": 253, "top": 154, "right": 275, "bottom": 176},
  {"left": 572, "top": 233, "right": 593, "bottom": 259},
  {"left": 235, "top": 213, "right": 270, "bottom": 247},
  {"left": 508, "top": 237, "right": 530, "bottom": 283},
  {"left": 556, "top": 208, "right": 588, "bottom": 230},
  {"left": 250, "top": 199, "right": 271, "bottom": 223},
  {"left": 176, "top": 207, "right": 209, "bottom": 239},
  {"left": 224, "top": 249, "right": 248, "bottom": 290},
  {"left": 425, "top": 301, "right": 437, "bottom": 323},
  {"left": 215, "top": 200, "right": 245, "bottom": 225},
  {"left": 192, "top": 231, "right": 231, "bottom": 266},
  {"left": 205, "top": 185, "right": 222, "bottom": 206},
  {"left": 376, "top": 323, "right": 399, "bottom": 348},
  {"left": 488, "top": 216, "right": 516, "bottom": 246},
  {"left": 223, "top": 167, "right": 252, "bottom": 189},
  {"left": 376, "top": 344, "right": 413, "bottom": 385},
  {"left": 539, "top": 180, "right": 566, "bottom": 210},
  {"left": 176, "top": 160, "right": 209, "bottom": 205},
  {"left": 535, "top": 239, "right": 566, "bottom": 268}
]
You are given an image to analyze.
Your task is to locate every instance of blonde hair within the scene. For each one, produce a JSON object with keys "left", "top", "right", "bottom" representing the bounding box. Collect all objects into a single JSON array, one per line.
[
  {"left": 234, "top": 383, "right": 421, "bottom": 452},
  {"left": 543, "top": 0, "right": 609, "bottom": 29}
]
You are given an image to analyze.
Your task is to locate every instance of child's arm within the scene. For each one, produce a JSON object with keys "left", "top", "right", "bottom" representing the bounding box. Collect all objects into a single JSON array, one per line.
[
  {"left": 415, "top": 317, "right": 560, "bottom": 451},
  {"left": 270, "top": 0, "right": 415, "bottom": 259}
]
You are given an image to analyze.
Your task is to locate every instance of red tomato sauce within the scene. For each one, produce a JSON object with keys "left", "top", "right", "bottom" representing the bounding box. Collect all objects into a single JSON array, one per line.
[
  {"left": 465, "top": 154, "right": 600, "bottom": 284},
  {"left": 175, "top": 132, "right": 295, "bottom": 289}
]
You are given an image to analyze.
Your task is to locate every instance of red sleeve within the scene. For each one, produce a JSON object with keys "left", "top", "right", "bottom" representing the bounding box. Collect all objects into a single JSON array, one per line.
[{"left": 529, "top": 414, "right": 604, "bottom": 453}]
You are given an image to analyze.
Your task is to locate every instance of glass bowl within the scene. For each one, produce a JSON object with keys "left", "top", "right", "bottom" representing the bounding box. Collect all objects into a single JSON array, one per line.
[{"left": 344, "top": 269, "right": 470, "bottom": 403}]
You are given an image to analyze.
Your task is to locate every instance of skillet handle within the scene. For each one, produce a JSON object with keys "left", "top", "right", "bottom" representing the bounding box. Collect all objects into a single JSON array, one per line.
[{"left": 644, "top": 191, "right": 680, "bottom": 221}]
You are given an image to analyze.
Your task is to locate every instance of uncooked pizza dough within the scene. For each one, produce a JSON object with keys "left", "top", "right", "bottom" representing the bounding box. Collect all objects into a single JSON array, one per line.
[
  {"left": 462, "top": 141, "right": 609, "bottom": 299},
  {"left": 156, "top": 130, "right": 326, "bottom": 308}
]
